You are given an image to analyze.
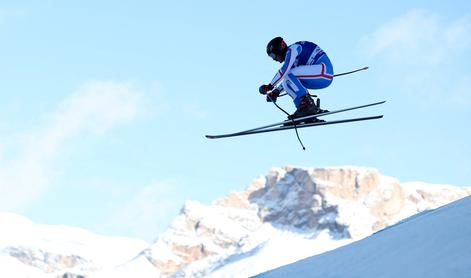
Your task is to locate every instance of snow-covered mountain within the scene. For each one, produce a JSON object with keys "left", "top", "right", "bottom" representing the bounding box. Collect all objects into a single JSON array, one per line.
[
  {"left": 1, "top": 166, "right": 470, "bottom": 278},
  {"left": 255, "top": 194, "right": 471, "bottom": 278},
  {"left": 0, "top": 213, "right": 148, "bottom": 278},
  {"left": 132, "top": 166, "right": 471, "bottom": 278}
]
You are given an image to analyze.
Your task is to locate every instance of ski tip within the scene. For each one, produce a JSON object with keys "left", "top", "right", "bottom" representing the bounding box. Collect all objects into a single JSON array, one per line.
[{"left": 205, "top": 135, "right": 213, "bottom": 139}]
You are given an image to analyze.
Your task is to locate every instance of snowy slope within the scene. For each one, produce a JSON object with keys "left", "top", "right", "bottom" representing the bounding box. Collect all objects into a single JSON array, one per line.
[{"left": 255, "top": 195, "right": 471, "bottom": 278}]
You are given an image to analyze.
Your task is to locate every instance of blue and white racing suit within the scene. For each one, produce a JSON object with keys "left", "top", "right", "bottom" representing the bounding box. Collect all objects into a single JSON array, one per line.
[{"left": 269, "top": 41, "right": 334, "bottom": 107}]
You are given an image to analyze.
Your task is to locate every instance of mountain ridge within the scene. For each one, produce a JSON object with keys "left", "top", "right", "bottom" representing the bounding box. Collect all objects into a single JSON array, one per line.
[
  {"left": 133, "top": 166, "right": 471, "bottom": 277},
  {"left": 1, "top": 166, "right": 470, "bottom": 278}
]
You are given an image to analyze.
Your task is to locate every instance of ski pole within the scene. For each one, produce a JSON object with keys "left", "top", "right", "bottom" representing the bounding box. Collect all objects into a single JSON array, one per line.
[
  {"left": 266, "top": 94, "right": 306, "bottom": 150},
  {"left": 333, "top": 66, "right": 369, "bottom": 77},
  {"left": 278, "top": 66, "right": 369, "bottom": 97}
]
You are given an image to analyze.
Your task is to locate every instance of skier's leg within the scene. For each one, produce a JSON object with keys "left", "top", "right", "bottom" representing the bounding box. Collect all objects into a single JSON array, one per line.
[
  {"left": 290, "top": 64, "right": 333, "bottom": 89},
  {"left": 281, "top": 73, "right": 320, "bottom": 120},
  {"left": 290, "top": 55, "right": 334, "bottom": 90},
  {"left": 281, "top": 73, "right": 309, "bottom": 108},
  {"left": 287, "top": 56, "right": 333, "bottom": 113}
]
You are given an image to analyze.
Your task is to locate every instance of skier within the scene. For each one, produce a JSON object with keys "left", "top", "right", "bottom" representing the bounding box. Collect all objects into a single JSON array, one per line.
[{"left": 259, "top": 37, "right": 334, "bottom": 120}]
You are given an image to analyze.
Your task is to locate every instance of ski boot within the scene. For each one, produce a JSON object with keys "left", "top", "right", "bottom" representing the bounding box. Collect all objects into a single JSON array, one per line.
[
  {"left": 284, "top": 95, "right": 324, "bottom": 126},
  {"left": 302, "top": 95, "right": 329, "bottom": 123},
  {"left": 315, "top": 97, "right": 329, "bottom": 114}
]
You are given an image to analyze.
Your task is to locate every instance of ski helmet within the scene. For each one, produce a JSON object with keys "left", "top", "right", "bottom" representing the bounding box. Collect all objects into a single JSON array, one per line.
[{"left": 266, "top": 37, "right": 287, "bottom": 62}]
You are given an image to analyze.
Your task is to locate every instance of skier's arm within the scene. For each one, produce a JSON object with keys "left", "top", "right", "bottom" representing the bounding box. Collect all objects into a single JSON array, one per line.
[
  {"left": 275, "top": 84, "right": 284, "bottom": 93},
  {"left": 270, "top": 45, "right": 301, "bottom": 87}
]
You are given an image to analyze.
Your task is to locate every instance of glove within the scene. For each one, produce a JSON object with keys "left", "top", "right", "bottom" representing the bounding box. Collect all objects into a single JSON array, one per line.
[
  {"left": 258, "top": 84, "right": 274, "bottom": 95},
  {"left": 266, "top": 88, "right": 280, "bottom": 102}
]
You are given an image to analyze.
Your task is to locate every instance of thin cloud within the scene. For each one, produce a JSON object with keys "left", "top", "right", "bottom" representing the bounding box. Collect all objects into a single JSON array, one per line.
[
  {"left": 101, "top": 181, "right": 184, "bottom": 242},
  {"left": 359, "top": 10, "right": 471, "bottom": 107},
  {"left": 0, "top": 81, "right": 148, "bottom": 211},
  {"left": 362, "top": 10, "right": 471, "bottom": 65}
]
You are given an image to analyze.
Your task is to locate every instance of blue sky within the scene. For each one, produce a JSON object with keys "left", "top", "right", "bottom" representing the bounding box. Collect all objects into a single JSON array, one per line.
[{"left": 0, "top": 1, "right": 470, "bottom": 241}]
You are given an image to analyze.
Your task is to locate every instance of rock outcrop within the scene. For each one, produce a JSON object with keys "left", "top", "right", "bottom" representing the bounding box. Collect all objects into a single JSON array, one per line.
[{"left": 140, "top": 166, "right": 471, "bottom": 277}]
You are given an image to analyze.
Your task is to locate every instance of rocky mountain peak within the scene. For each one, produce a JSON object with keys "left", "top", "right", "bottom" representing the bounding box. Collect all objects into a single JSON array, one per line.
[
  {"left": 2, "top": 166, "right": 470, "bottom": 278},
  {"left": 142, "top": 166, "right": 471, "bottom": 277}
]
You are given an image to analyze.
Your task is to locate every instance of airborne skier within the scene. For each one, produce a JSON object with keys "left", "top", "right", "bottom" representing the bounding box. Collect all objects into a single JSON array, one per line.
[
  {"left": 259, "top": 37, "right": 334, "bottom": 120},
  {"left": 205, "top": 38, "right": 382, "bottom": 148}
]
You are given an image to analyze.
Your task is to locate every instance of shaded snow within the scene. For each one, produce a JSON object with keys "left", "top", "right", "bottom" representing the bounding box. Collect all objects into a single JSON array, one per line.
[
  {"left": 255, "top": 196, "right": 471, "bottom": 278},
  {"left": 208, "top": 228, "right": 352, "bottom": 278}
]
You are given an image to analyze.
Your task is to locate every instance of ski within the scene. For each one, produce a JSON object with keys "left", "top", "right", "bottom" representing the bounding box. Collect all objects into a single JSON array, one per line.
[
  {"left": 205, "top": 115, "right": 383, "bottom": 139},
  {"left": 205, "top": 100, "right": 385, "bottom": 139}
]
